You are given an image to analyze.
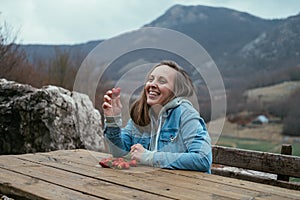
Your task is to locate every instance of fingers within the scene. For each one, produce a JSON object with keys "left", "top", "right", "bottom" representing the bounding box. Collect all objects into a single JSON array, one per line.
[
  {"left": 130, "top": 143, "right": 139, "bottom": 152},
  {"left": 130, "top": 144, "right": 145, "bottom": 161},
  {"left": 106, "top": 90, "right": 113, "bottom": 98},
  {"left": 102, "top": 87, "right": 121, "bottom": 107},
  {"left": 130, "top": 144, "right": 144, "bottom": 154},
  {"left": 130, "top": 147, "right": 139, "bottom": 161},
  {"left": 111, "top": 87, "right": 122, "bottom": 108},
  {"left": 102, "top": 92, "right": 112, "bottom": 110},
  {"left": 102, "top": 102, "right": 112, "bottom": 109},
  {"left": 102, "top": 87, "right": 123, "bottom": 117}
]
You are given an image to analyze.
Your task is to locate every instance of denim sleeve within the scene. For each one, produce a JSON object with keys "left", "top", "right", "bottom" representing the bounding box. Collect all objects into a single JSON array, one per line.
[
  {"left": 153, "top": 109, "right": 212, "bottom": 173},
  {"left": 104, "top": 117, "right": 134, "bottom": 157}
]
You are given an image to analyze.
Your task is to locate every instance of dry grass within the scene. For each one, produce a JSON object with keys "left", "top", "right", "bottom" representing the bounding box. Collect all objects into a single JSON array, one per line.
[
  {"left": 208, "top": 117, "right": 283, "bottom": 141},
  {"left": 209, "top": 81, "right": 300, "bottom": 143},
  {"left": 246, "top": 81, "right": 300, "bottom": 103}
]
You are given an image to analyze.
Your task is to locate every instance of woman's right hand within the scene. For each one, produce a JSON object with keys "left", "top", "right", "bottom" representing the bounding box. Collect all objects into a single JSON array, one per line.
[{"left": 102, "top": 87, "right": 122, "bottom": 116}]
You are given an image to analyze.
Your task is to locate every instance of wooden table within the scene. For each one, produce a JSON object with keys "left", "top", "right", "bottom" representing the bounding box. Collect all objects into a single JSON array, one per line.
[{"left": 1, "top": 149, "right": 300, "bottom": 200}]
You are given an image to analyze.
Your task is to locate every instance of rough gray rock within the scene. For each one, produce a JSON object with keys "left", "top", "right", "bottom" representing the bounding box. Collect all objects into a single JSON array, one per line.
[{"left": 0, "top": 79, "right": 105, "bottom": 154}]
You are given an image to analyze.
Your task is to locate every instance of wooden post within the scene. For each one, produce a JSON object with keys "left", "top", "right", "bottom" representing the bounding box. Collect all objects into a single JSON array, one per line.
[{"left": 277, "top": 144, "right": 292, "bottom": 181}]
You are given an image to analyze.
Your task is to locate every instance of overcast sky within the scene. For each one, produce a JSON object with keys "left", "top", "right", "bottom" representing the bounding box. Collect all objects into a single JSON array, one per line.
[{"left": 1, "top": 0, "right": 300, "bottom": 45}]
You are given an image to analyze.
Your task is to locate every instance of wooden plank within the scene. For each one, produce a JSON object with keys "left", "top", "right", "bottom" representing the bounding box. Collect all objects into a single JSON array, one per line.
[
  {"left": 0, "top": 156, "right": 170, "bottom": 200},
  {"left": 278, "top": 144, "right": 292, "bottom": 181},
  {"left": 161, "top": 169, "right": 300, "bottom": 200},
  {"left": 212, "top": 167, "right": 300, "bottom": 190},
  {"left": 0, "top": 168, "right": 102, "bottom": 200},
  {"left": 3, "top": 149, "right": 300, "bottom": 200},
  {"left": 212, "top": 145, "right": 300, "bottom": 178},
  {"left": 15, "top": 149, "right": 300, "bottom": 200},
  {"left": 13, "top": 153, "right": 239, "bottom": 200}
]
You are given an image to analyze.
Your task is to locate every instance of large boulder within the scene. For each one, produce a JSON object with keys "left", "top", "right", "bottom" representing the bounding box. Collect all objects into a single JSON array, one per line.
[{"left": 0, "top": 79, "right": 106, "bottom": 154}]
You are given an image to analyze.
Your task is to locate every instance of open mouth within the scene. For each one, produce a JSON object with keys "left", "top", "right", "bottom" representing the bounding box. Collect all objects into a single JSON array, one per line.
[{"left": 148, "top": 90, "right": 160, "bottom": 98}]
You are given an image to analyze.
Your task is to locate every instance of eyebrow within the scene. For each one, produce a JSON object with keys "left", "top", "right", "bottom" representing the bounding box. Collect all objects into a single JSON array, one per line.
[{"left": 149, "top": 74, "right": 168, "bottom": 80}]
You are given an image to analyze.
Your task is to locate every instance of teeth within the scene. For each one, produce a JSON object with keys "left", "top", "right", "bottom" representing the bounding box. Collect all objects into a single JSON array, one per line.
[{"left": 149, "top": 91, "right": 159, "bottom": 95}]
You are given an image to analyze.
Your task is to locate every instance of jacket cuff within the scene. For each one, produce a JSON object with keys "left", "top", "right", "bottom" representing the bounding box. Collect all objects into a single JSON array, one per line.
[
  {"left": 139, "top": 149, "right": 154, "bottom": 166},
  {"left": 104, "top": 115, "right": 122, "bottom": 127}
]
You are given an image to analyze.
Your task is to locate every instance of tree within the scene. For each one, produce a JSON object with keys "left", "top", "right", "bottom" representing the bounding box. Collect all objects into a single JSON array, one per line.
[
  {"left": 47, "top": 48, "right": 77, "bottom": 90},
  {"left": 0, "top": 19, "right": 27, "bottom": 80},
  {"left": 0, "top": 16, "right": 47, "bottom": 87},
  {"left": 282, "top": 89, "right": 300, "bottom": 136}
]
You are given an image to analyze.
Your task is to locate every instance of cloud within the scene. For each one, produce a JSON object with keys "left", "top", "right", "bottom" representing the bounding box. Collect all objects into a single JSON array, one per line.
[
  {"left": 1, "top": 0, "right": 178, "bottom": 44},
  {"left": 1, "top": 0, "right": 300, "bottom": 44}
]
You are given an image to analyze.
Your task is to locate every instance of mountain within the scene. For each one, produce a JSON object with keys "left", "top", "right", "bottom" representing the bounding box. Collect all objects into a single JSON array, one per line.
[
  {"left": 239, "top": 14, "right": 300, "bottom": 70},
  {"left": 144, "top": 5, "right": 280, "bottom": 63},
  {"left": 19, "top": 5, "right": 300, "bottom": 84}
]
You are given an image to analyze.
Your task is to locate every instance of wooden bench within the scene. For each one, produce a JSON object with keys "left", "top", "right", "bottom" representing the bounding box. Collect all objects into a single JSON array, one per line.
[{"left": 211, "top": 144, "right": 300, "bottom": 190}]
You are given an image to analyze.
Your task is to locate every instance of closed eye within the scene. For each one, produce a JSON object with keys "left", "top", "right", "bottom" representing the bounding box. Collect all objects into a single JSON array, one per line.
[
  {"left": 158, "top": 77, "right": 167, "bottom": 84},
  {"left": 147, "top": 75, "right": 154, "bottom": 82}
]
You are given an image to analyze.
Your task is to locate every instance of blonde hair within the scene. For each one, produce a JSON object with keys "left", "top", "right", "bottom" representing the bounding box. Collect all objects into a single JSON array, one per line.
[{"left": 130, "top": 60, "right": 195, "bottom": 126}]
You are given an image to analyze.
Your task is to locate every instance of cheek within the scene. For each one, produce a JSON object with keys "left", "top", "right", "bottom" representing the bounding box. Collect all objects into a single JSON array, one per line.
[
  {"left": 163, "top": 81, "right": 174, "bottom": 93},
  {"left": 144, "top": 83, "right": 150, "bottom": 92},
  {"left": 161, "top": 86, "right": 173, "bottom": 96}
]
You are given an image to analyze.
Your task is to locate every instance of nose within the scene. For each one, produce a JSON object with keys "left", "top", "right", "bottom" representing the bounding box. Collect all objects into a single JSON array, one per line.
[{"left": 148, "top": 80, "right": 157, "bottom": 88}]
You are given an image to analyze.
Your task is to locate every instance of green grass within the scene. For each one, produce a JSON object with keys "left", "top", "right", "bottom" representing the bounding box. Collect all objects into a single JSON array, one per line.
[
  {"left": 290, "top": 177, "right": 300, "bottom": 183},
  {"left": 291, "top": 144, "right": 300, "bottom": 157},
  {"left": 216, "top": 136, "right": 300, "bottom": 156}
]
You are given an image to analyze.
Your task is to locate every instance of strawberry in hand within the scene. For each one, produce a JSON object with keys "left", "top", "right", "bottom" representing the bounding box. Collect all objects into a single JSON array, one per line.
[{"left": 102, "top": 87, "right": 122, "bottom": 117}]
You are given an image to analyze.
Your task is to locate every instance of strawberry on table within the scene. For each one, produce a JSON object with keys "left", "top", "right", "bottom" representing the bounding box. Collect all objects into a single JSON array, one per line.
[
  {"left": 99, "top": 156, "right": 138, "bottom": 169},
  {"left": 129, "top": 159, "right": 137, "bottom": 167},
  {"left": 99, "top": 158, "right": 112, "bottom": 168}
]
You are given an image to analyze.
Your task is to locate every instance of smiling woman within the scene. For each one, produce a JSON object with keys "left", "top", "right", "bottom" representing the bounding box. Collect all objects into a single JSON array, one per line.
[{"left": 102, "top": 60, "right": 212, "bottom": 172}]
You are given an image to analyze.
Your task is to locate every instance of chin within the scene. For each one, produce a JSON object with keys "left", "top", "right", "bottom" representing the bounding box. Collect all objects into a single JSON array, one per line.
[
  {"left": 147, "top": 99, "right": 160, "bottom": 106},
  {"left": 146, "top": 101, "right": 156, "bottom": 106}
]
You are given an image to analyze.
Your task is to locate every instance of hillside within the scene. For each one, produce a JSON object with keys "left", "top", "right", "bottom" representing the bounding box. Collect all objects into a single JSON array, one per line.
[
  {"left": 144, "top": 4, "right": 280, "bottom": 66},
  {"left": 239, "top": 14, "right": 300, "bottom": 69},
  {"left": 246, "top": 81, "right": 300, "bottom": 103},
  {"left": 19, "top": 40, "right": 101, "bottom": 65}
]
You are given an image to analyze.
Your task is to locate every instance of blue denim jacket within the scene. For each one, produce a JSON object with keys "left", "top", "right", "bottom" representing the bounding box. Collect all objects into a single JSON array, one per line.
[{"left": 104, "top": 98, "right": 212, "bottom": 173}]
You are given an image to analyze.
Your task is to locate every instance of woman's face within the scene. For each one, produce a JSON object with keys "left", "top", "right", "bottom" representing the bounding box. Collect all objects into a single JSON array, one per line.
[{"left": 145, "top": 65, "right": 177, "bottom": 106}]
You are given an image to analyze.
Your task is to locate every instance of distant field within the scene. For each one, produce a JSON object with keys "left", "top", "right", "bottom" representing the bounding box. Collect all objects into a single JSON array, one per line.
[
  {"left": 209, "top": 117, "right": 300, "bottom": 156},
  {"left": 208, "top": 81, "right": 300, "bottom": 156},
  {"left": 246, "top": 81, "right": 300, "bottom": 103},
  {"left": 216, "top": 136, "right": 300, "bottom": 156}
]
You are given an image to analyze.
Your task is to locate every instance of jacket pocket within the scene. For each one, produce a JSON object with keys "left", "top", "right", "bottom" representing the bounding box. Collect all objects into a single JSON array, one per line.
[
  {"left": 159, "top": 128, "right": 181, "bottom": 152},
  {"left": 160, "top": 128, "right": 179, "bottom": 142}
]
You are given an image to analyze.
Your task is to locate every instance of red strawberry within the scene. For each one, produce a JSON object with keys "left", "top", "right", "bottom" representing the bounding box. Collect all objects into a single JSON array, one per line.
[
  {"left": 116, "top": 162, "right": 123, "bottom": 170},
  {"left": 129, "top": 159, "right": 137, "bottom": 167},
  {"left": 112, "top": 160, "right": 119, "bottom": 167},
  {"left": 112, "top": 87, "right": 121, "bottom": 98},
  {"left": 115, "top": 162, "right": 128, "bottom": 170},
  {"left": 99, "top": 158, "right": 111, "bottom": 168},
  {"left": 123, "top": 162, "right": 130, "bottom": 169},
  {"left": 99, "top": 157, "right": 136, "bottom": 170}
]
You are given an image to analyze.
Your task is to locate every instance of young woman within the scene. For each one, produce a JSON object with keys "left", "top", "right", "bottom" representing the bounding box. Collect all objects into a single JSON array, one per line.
[{"left": 102, "top": 61, "right": 212, "bottom": 172}]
